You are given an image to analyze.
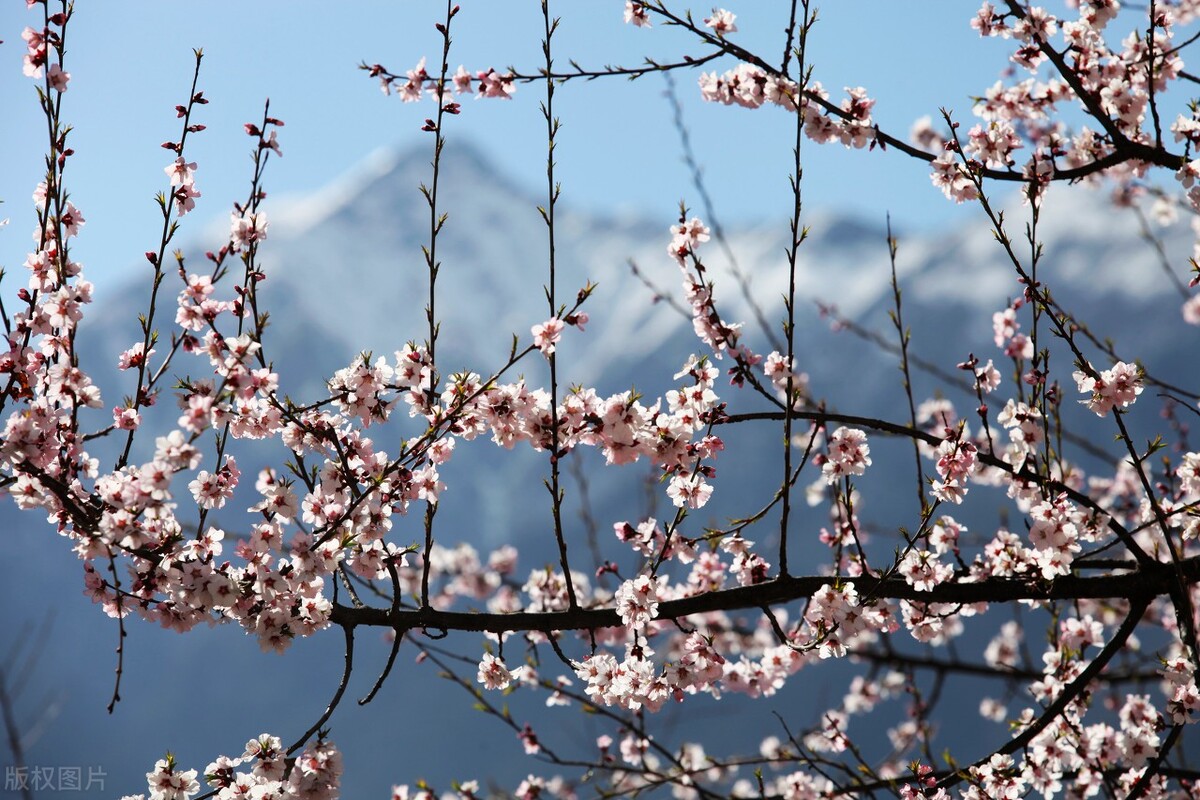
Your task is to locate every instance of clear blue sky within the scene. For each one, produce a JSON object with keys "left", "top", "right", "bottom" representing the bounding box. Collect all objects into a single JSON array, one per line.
[{"left": 1, "top": 2, "right": 1013, "bottom": 285}]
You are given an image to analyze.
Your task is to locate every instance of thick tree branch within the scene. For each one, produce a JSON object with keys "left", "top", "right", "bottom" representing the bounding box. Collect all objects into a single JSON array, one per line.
[{"left": 332, "top": 556, "right": 1197, "bottom": 634}]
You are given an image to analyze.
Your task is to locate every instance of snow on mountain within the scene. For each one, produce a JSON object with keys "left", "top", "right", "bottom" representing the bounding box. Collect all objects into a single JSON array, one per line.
[
  {"left": 259, "top": 141, "right": 668, "bottom": 382},
  {"left": 127, "top": 139, "right": 1192, "bottom": 416}
]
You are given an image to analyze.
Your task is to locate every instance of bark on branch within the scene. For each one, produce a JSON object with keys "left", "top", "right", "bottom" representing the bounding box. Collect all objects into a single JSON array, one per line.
[{"left": 331, "top": 556, "right": 1199, "bottom": 635}]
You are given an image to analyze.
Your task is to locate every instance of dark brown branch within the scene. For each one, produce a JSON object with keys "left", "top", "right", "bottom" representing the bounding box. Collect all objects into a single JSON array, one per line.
[
  {"left": 286, "top": 623, "right": 354, "bottom": 756},
  {"left": 332, "top": 556, "right": 1197, "bottom": 634},
  {"left": 509, "top": 52, "right": 726, "bottom": 83},
  {"left": 849, "top": 644, "right": 1160, "bottom": 683}
]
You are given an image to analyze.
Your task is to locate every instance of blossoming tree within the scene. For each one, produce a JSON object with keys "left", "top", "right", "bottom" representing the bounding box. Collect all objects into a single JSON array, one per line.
[{"left": 7, "top": 1, "right": 1200, "bottom": 798}]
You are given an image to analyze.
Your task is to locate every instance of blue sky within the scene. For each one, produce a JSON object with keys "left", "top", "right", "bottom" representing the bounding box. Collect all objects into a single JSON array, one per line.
[{"left": 1, "top": 2, "right": 1015, "bottom": 286}]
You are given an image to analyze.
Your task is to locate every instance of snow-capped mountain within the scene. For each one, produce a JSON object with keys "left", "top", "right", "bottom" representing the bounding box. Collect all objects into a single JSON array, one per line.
[{"left": 6, "top": 141, "right": 1197, "bottom": 798}]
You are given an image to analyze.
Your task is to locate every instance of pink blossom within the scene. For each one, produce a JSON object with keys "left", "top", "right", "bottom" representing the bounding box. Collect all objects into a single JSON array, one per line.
[
  {"left": 1073, "top": 360, "right": 1143, "bottom": 416},
  {"left": 1179, "top": 453, "right": 1200, "bottom": 497},
  {"left": 477, "top": 652, "right": 513, "bottom": 690},
  {"left": 59, "top": 201, "right": 85, "bottom": 237},
  {"left": 46, "top": 62, "right": 69, "bottom": 92},
  {"left": 188, "top": 456, "right": 240, "bottom": 510},
  {"left": 821, "top": 427, "right": 872, "bottom": 483},
  {"left": 399, "top": 57, "right": 429, "bottom": 102},
  {"left": 624, "top": 1, "right": 651, "bottom": 27},
  {"left": 118, "top": 343, "right": 154, "bottom": 371},
  {"left": 164, "top": 157, "right": 197, "bottom": 187},
  {"left": 668, "top": 217, "right": 710, "bottom": 265},
  {"left": 966, "top": 121, "right": 1022, "bottom": 168},
  {"left": 704, "top": 9, "right": 737, "bottom": 35},
  {"left": 113, "top": 406, "right": 141, "bottom": 431},
  {"left": 836, "top": 87, "right": 876, "bottom": 148},
  {"left": 475, "top": 68, "right": 515, "bottom": 99},
  {"left": 615, "top": 573, "right": 664, "bottom": 631},
  {"left": 898, "top": 549, "right": 952, "bottom": 592},
  {"left": 666, "top": 473, "right": 713, "bottom": 509},
  {"left": 172, "top": 184, "right": 200, "bottom": 216},
  {"left": 531, "top": 317, "right": 564, "bottom": 357},
  {"left": 21, "top": 27, "right": 46, "bottom": 78},
  {"left": 144, "top": 756, "right": 199, "bottom": 800},
  {"left": 930, "top": 151, "right": 979, "bottom": 203},
  {"left": 230, "top": 209, "right": 268, "bottom": 250},
  {"left": 931, "top": 435, "right": 977, "bottom": 504},
  {"left": 517, "top": 724, "right": 540, "bottom": 755},
  {"left": 971, "top": 2, "right": 1010, "bottom": 38},
  {"left": 974, "top": 358, "right": 1001, "bottom": 392},
  {"left": 452, "top": 65, "right": 473, "bottom": 94}
]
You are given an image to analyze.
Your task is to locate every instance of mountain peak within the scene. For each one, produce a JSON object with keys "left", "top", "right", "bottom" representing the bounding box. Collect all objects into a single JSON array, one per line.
[{"left": 271, "top": 138, "right": 531, "bottom": 235}]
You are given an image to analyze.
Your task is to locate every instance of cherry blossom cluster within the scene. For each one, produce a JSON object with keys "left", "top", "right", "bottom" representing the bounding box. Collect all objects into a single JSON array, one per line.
[
  {"left": 1025, "top": 493, "right": 1086, "bottom": 578},
  {"left": 479, "top": 574, "right": 901, "bottom": 715},
  {"left": 120, "top": 735, "right": 342, "bottom": 800},
  {"left": 697, "top": 64, "right": 798, "bottom": 112},
  {"left": 704, "top": 9, "right": 737, "bottom": 35},
  {"left": 471, "top": 520, "right": 904, "bottom": 719},
  {"left": 819, "top": 426, "right": 872, "bottom": 484},
  {"left": 164, "top": 157, "right": 201, "bottom": 218},
  {"left": 615, "top": 573, "right": 666, "bottom": 630},
  {"left": 699, "top": 71, "right": 885, "bottom": 156},
  {"left": 465, "top": 594, "right": 1200, "bottom": 798},
  {"left": 469, "top": 614, "right": 977, "bottom": 796},
  {"left": 968, "top": 2, "right": 1182, "bottom": 173},
  {"left": 1163, "top": 657, "right": 1200, "bottom": 725},
  {"left": 929, "top": 147, "right": 982, "bottom": 204},
  {"left": 921, "top": 2, "right": 1200, "bottom": 216},
  {"left": 668, "top": 216, "right": 773, "bottom": 394},
  {"left": 685, "top": 0, "right": 1200, "bottom": 209},
  {"left": 13, "top": 272, "right": 743, "bottom": 657},
  {"left": 942, "top": 663, "right": 1200, "bottom": 799},
  {"left": 21, "top": 12, "right": 69, "bottom": 90},
  {"left": 1179, "top": 451, "right": 1200, "bottom": 518},
  {"left": 897, "top": 547, "right": 954, "bottom": 593},
  {"left": 959, "top": 489, "right": 1104, "bottom": 586},
  {"left": 364, "top": 57, "right": 515, "bottom": 107},
  {"left": 930, "top": 427, "right": 979, "bottom": 504},
  {"left": 996, "top": 397, "right": 1045, "bottom": 468},
  {"left": 762, "top": 349, "right": 809, "bottom": 407},
  {"left": 416, "top": 351, "right": 726, "bottom": 510},
  {"left": 966, "top": 120, "right": 1023, "bottom": 169},
  {"left": 1073, "top": 359, "right": 1144, "bottom": 416},
  {"left": 568, "top": 626, "right": 750, "bottom": 713}
]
